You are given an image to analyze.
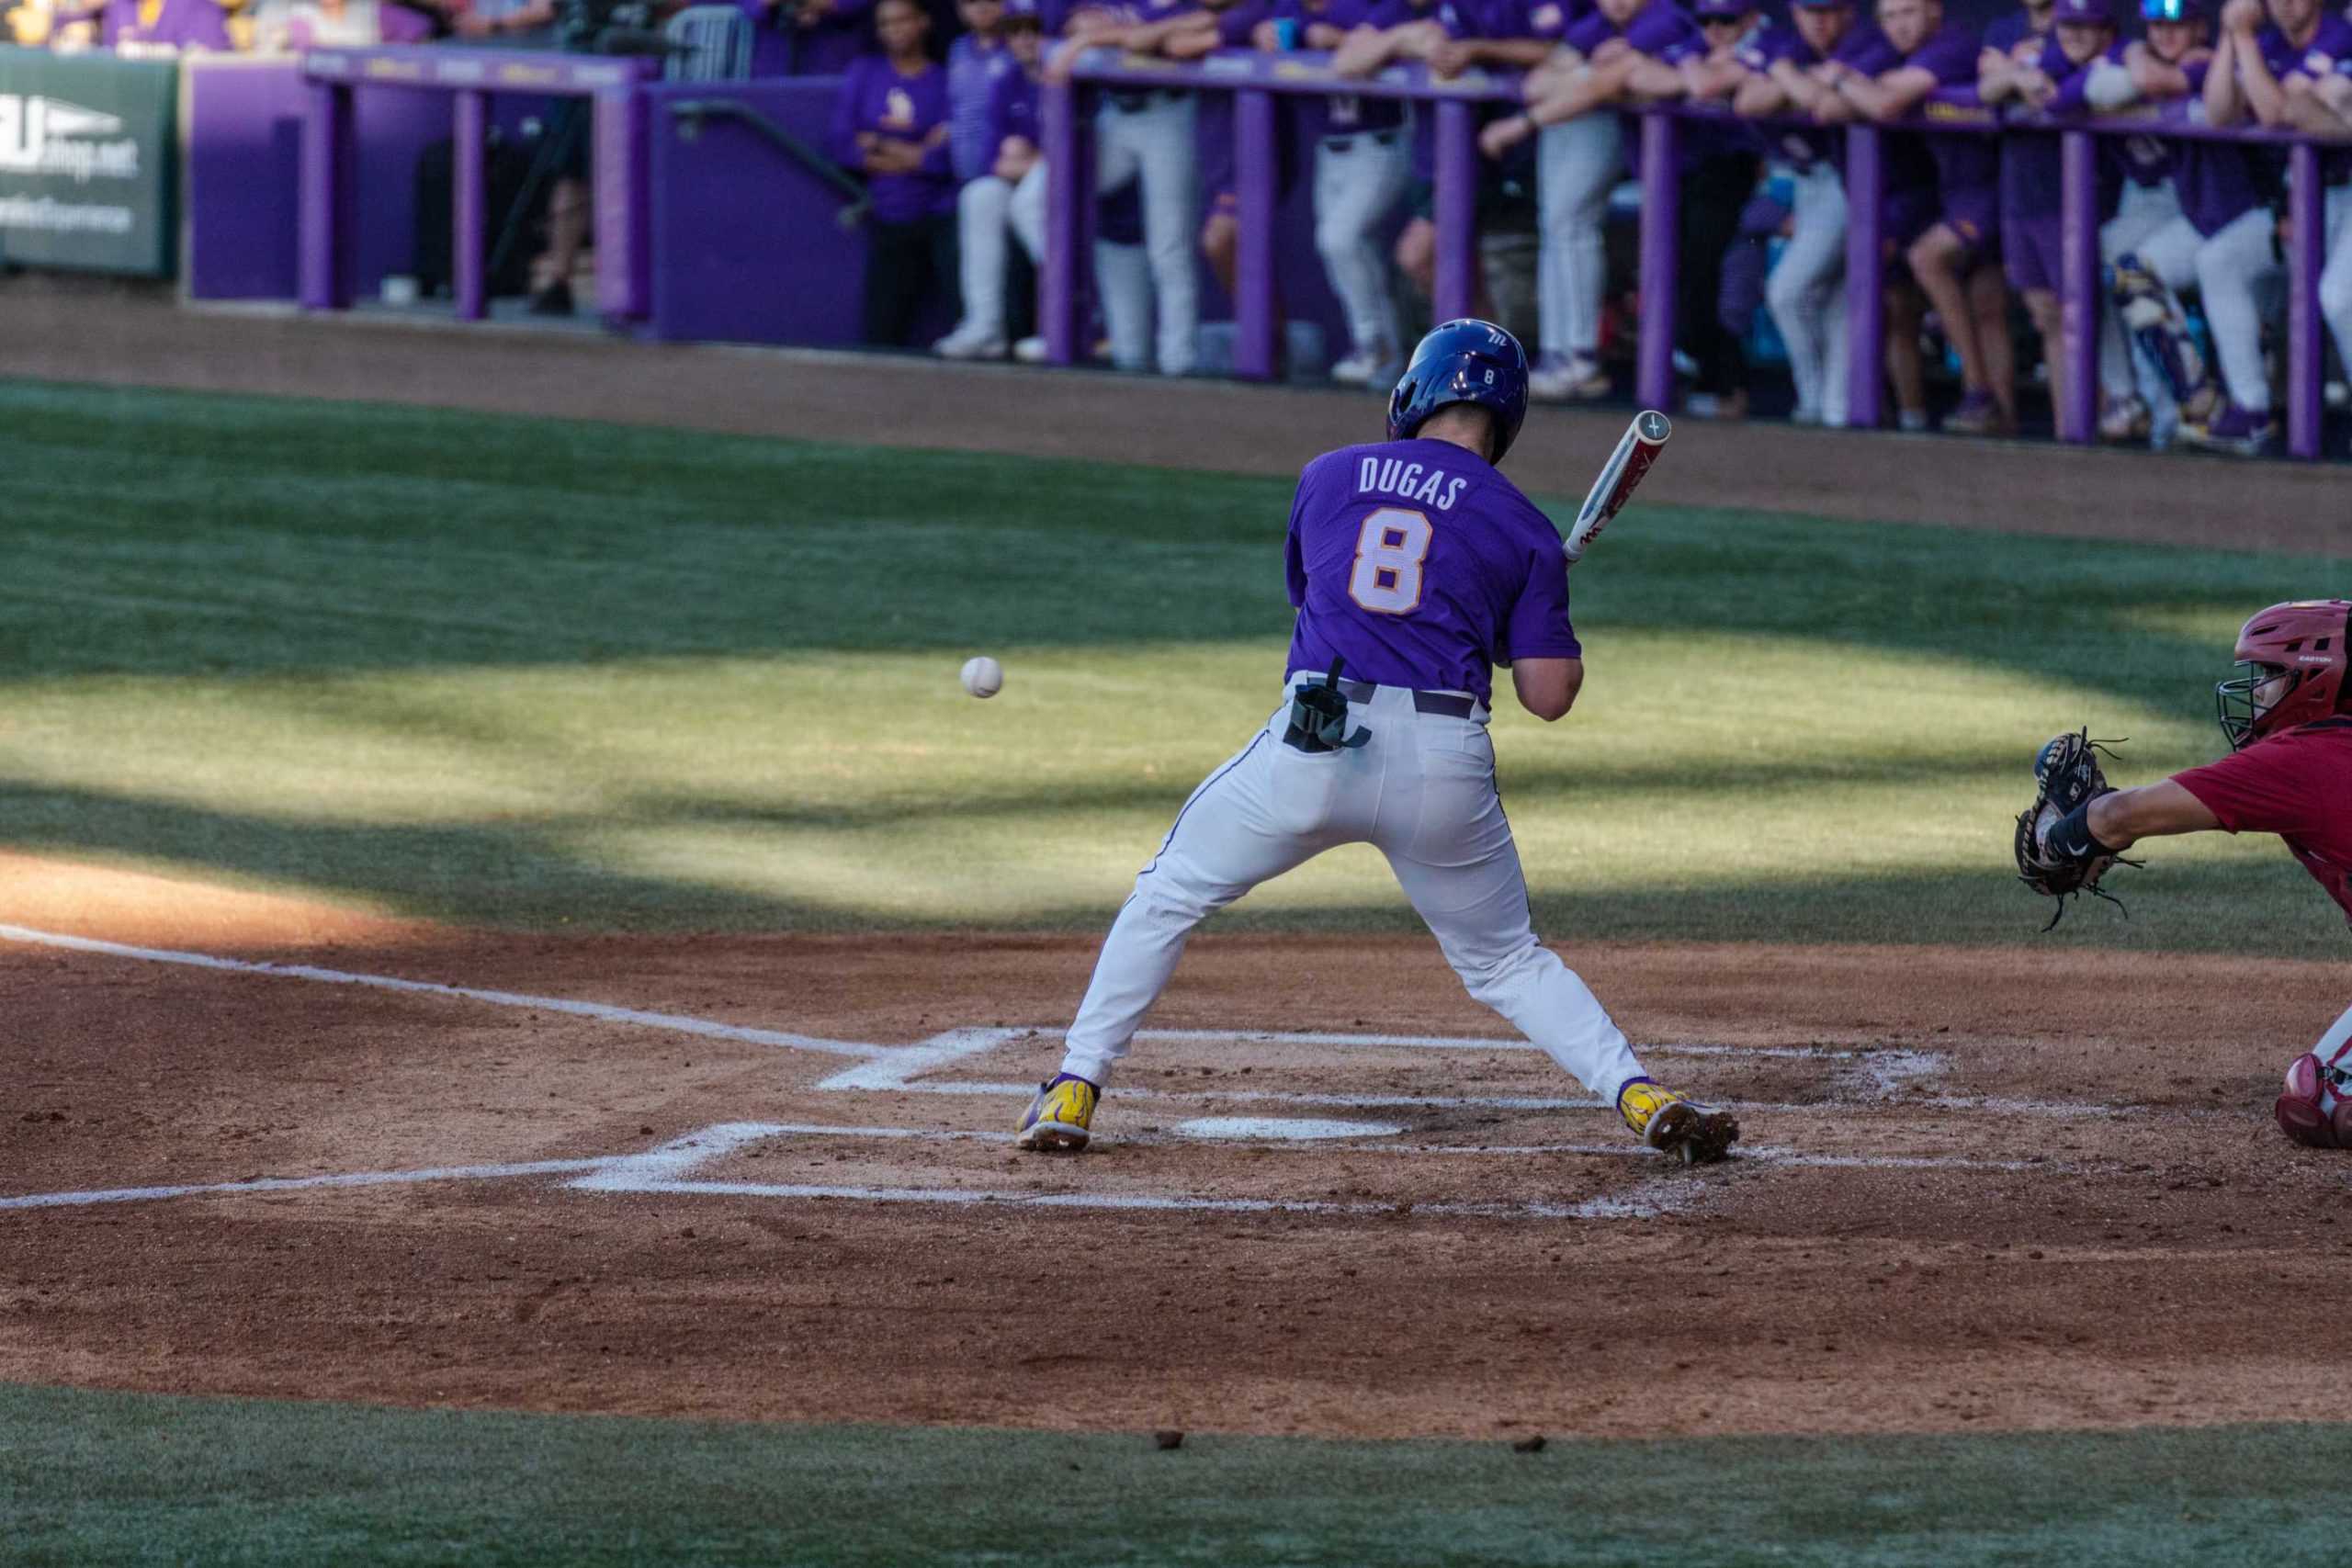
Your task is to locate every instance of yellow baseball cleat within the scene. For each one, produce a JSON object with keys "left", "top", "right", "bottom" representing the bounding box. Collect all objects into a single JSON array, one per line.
[
  {"left": 1015, "top": 1073, "right": 1100, "bottom": 1152},
  {"left": 1616, "top": 1076, "right": 1739, "bottom": 1166}
]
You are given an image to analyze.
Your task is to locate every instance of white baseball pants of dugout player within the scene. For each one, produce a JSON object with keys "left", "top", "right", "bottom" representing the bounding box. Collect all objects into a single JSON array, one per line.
[
  {"left": 2125, "top": 206, "right": 2278, "bottom": 415},
  {"left": 1093, "top": 91, "right": 1200, "bottom": 376},
  {"left": 1006, "top": 160, "right": 1153, "bottom": 369},
  {"left": 1057, "top": 677, "right": 1645, "bottom": 1100},
  {"left": 2097, "top": 175, "right": 2184, "bottom": 414},
  {"left": 1764, "top": 160, "right": 1849, "bottom": 427},
  {"left": 2312, "top": 184, "right": 2352, "bottom": 400},
  {"left": 1314, "top": 122, "right": 1414, "bottom": 368},
  {"left": 954, "top": 174, "right": 1018, "bottom": 345},
  {"left": 1535, "top": 112, "right": 1623, "bottom": 371}
]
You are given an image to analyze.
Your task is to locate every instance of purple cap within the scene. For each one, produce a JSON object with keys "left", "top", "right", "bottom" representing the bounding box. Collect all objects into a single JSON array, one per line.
[
  {"left": 2052, "top": 0, "right": 2112, "bottom": 20},
  {"left": 1693, "top": 0, "right": 1752, "bottom": 17},
  {"left": 1004, "top": 0, "right": 1041, "bottom": 17}
]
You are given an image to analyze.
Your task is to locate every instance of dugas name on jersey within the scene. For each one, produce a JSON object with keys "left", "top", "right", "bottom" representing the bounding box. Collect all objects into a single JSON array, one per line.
[{"left": 1357, "top": 456, "right": 1468, "bottom": 513}]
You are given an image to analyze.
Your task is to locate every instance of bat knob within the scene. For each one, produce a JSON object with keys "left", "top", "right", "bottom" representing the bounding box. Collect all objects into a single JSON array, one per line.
[{"left": 1635, "top": 410, "right": 1671, "bottom": 442}]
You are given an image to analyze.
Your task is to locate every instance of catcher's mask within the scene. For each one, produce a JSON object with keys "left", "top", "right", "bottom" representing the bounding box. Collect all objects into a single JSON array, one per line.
[{"left": 2215, "top": 599, "right": 2352, "bottom": 751}]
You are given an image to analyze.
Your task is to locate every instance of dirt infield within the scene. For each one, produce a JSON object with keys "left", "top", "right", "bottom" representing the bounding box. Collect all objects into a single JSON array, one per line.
[
  {"left": 6, "top": 862, "right": 2352, "bottom": 1441},
  {"left": 10, "top": 292, "right": 2352, "bottom": 1446}
]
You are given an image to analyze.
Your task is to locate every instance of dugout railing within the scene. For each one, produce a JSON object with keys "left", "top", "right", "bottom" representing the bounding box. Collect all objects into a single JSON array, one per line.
[
  {"left": 297, "top": 46, "right": 657, "bottom": 323},
  {"left": 1046, "top": 50, "right": 2345, "bottom": 458}
]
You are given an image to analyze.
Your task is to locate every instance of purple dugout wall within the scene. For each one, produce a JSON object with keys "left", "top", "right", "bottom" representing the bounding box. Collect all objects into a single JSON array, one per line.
[{"left": 174, "top": 44, "right": 2343, "bottom": 457}]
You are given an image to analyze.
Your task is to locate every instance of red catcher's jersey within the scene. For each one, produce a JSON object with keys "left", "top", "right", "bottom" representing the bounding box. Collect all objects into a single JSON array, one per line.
[{"left": 2174, "top": 718, "right": 2352, "bottom": 924}]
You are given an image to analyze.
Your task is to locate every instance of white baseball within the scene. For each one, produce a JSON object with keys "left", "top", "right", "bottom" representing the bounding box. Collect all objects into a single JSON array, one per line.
[{"left": 960, "top": 655, "right": 1003, "bottom": 699}]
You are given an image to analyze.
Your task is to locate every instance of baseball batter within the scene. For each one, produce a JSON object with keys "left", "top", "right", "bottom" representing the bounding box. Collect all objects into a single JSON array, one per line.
[
  {"left": 1016, "top": 321, "right": 1742, "bottom": 1166},
  {"left": 2018, "top": 600, "right": 2352, "bottom": 1146}
]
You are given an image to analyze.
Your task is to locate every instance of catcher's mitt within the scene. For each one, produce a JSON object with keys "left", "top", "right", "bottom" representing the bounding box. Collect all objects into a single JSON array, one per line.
[{"left": 2013, "top": 729, "right": 2138, "bottom": 930}]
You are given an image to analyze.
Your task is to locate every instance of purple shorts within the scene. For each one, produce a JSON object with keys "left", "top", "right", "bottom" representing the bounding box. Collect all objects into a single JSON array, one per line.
[
  {"left": 2004, "top": 211, "right": 2064, "bottom": 295},
  {"left": 1933, "top": 187, "right": 2000, "bottom": 271}
]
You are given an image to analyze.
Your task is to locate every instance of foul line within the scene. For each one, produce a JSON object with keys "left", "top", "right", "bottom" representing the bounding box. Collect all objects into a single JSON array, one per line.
[
  {"left": 0, "top": 923, "right": 880, "bottom": 1058},
  {"left": 0, "top": 1157, "right": 608, "bottom": 1211}
]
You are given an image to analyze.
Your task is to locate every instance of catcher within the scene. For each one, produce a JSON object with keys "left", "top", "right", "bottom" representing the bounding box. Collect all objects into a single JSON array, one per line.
[{"left": 2017, "top": 599, "right": 2352, "bottom": 1147}]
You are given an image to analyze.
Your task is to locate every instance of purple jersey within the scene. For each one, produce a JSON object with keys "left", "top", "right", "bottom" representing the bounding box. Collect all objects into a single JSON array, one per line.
[
  {"left": 2173, "top": 55, "right": 2270, "bottom": 234},
  {"left": 947, "top": 33, "right": 1018, "bottom": 183},
  {"left": 1742, "top": 23, "right": 1891, "bottom": 169},
  {"left": 1284, "top": 440, "right": 1580, "bottom": 705},
  {"left": 1301, "top": 0, "right": 1409, "bottom": 132},
  {"left": 830, "top": 56, "right": 956, "bottom": 223},
  {"left": 1899, "top": 24, "right": 1997, "bottom": 201},
  {"left": 983, "top": 63, "right": 1040, "bottom": 163},
  {"left": 1979, "top": 6, "right": 2041, "bottom": 62},
  {"left": 1563, "top": 0, "right": 1696, "bottom": 57},
  {"left": 1997, "top": 32, "right": 2079, "bottom": 224},
  {"left": 101, "top": 0, "right": 229, "bottom": 48},
  {"left": 2262, "top": 17, "right": 2352, "bottom": 182}
]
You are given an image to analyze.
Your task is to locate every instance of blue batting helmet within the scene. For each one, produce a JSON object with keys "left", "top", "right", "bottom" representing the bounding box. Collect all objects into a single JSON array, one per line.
[{"left": 1386, "top": 319, "right": 1530, "bottom": 463}]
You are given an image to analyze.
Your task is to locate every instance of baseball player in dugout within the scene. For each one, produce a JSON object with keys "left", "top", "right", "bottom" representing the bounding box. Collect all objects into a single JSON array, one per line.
[
  {"left": 2017, "top": 602, "right": 2352, "bottom": 1148},
  {"left": 1016, "top": 321, "right": 1741, "bottom": 1167}
]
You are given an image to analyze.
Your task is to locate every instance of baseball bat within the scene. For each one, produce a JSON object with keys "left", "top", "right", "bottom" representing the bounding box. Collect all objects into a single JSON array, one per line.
[{"left": 1563, "top": 410, "right": 1671, "bottom": 563}]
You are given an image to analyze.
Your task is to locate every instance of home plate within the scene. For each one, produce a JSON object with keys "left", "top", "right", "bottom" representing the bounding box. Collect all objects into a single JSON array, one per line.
[{"left": 1175, "top": 1116, "right": 1406, "bottom": 1142}]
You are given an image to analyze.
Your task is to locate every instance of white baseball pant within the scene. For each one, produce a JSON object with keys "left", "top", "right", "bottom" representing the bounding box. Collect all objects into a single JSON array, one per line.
[
  {"left": 1007, "top": 157, "right": 1148, "bottom": 367},
  {"left": 1535, "top": 111, "right": 1623, "bottom": 365},
  {"left": 2098, "top": 177, "right": 2183, "bottom": 404},
  {"left": 1094, "top": 93, "right": 1200, "bottom": 377},
  {"left": 1009, "top": 158, "right": 1048, "bottom": 260},
  {"left": 2312, "top": 185, "right": 2352, "bottom": 394},
  {"left": 2127, "top": 208, "right": 2274, "bottom": 413},
  {"left": 954, "top": 174, "right": 1015, "bottom": 343},
  {"left": 1765, "top": 161, "right": 1849, "bottom": 426},
  {"left": 1314, "top": 126, "right": 1413, "bottom": 361},
  {"left": 1057, "top": 678, "right": 1645, "bottom": 1101}
]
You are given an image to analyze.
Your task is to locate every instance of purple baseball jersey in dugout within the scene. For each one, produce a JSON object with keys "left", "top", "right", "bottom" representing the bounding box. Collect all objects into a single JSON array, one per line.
[
  {"left": 1284, "top": 440, "right": 1580, "bottom": 705},
  {"left": 101, "top": 0, "right": 229, "bottom": 48},
  {"left": 830, "top": 56, "right": 957, "bottom": 222},
  {"left": 984, "top": 60, "right": 1041, "bottom": 155},
  {"left": 1743, "top": 23, "right": 1894, "bottom": 169},
  {"left": 2260, "top": 17, "right": 2352, "bottom": 182}
]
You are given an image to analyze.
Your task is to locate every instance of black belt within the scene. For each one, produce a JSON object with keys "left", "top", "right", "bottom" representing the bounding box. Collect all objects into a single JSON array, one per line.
[
  {"left": 1107, "top": 88, "right": 1183, "bottom": 112},
  {"left": 1328, "top": 678, "right": 1475, "bottom": 719},
  {"left": 1321, "top": 129, "right": 1402, "bottom": 152}
]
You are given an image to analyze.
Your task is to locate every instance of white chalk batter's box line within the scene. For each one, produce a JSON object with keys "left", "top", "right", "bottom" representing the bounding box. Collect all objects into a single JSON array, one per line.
[
  {"left": 0, "top": 922, "right": 2129, "bottom": 1218},
  {"left": 0, "top": 1119, "right": 2075, "bottom": 1221},
  {"left": 0, "top": 924, "right": 2127, "bottom": 1118},
  {"left": 817, "top": 1030, "right": 2123, "bottom": 1120}
]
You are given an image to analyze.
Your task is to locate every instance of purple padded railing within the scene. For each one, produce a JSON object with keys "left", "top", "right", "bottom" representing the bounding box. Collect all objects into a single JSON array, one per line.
[
  {"left": 1046, "top": 48, "right": 2344, "bottom": 458},
  {"left": 299, "top": 46, "right": 655, "bottom": 322}
]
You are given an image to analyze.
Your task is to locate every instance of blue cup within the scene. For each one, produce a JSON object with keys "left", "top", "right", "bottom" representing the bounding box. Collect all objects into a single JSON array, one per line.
[{"left": 1272, "top": 15, "right": 1301, "bottom": 47}]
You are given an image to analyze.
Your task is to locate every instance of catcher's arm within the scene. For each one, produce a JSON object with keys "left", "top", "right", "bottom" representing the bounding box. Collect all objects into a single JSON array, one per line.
[{"left": 2086, "top": 780, "right": 2221, "bottom": 850}]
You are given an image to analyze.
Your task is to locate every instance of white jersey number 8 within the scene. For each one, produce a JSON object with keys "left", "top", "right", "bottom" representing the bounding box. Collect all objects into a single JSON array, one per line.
[{"left": 1346, "top": 507, "right": 1432, "bottom": 615}]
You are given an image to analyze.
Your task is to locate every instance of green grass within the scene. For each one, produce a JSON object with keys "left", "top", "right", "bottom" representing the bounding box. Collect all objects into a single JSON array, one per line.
[
  {"left": 4, "top": 378, "right": 2347, "bottom": 948},
  {"left": 3, "top": 1383, "right": 2346, "bottom": 1566}
]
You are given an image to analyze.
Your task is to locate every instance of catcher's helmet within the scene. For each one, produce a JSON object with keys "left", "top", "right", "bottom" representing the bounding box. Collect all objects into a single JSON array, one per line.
[
  {"left": 1387, "top": 319, "right": 1529, "bottom": 464},
  {"left": 2216, "top": 599, "right": 2352, "bottom": 750}
]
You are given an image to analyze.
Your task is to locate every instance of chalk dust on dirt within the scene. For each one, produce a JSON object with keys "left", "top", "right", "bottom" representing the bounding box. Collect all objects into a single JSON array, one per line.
[{"left": 7, "top": 875, "right": 2352, "bottom": 1443}]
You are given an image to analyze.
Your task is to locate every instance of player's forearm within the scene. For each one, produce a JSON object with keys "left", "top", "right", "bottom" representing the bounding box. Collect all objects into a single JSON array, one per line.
[
  {"left": 1682, "top": 54, "right": 1748, "bottom": 100},
  {"left": 1734, "top": 71, "right": 1791, "bottom": 116},
  {"left": 1467, "top": 36, "right": 1560, "bottom": 69},
  {"left": 1838, "top": 73, "right": 1915, "bottom": 122},
  {"left": 1529, "top": 56, "right": 1633, "bottom": 123},
  {"left": 2235, "top": 47, "right": 2295, "bottom": 124},
  {"left": 2283, "top": 84, "right": 2352, "bottom": 136},
  {"left": 1623, "top": 57, "right": 1688, "bottom": 101},
  {"left": 2086, "top": 781, "right": 2222, "bottom": 850},
  {"left": 2205, "top": 33, "right": 2248, "bottom": 122}
]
